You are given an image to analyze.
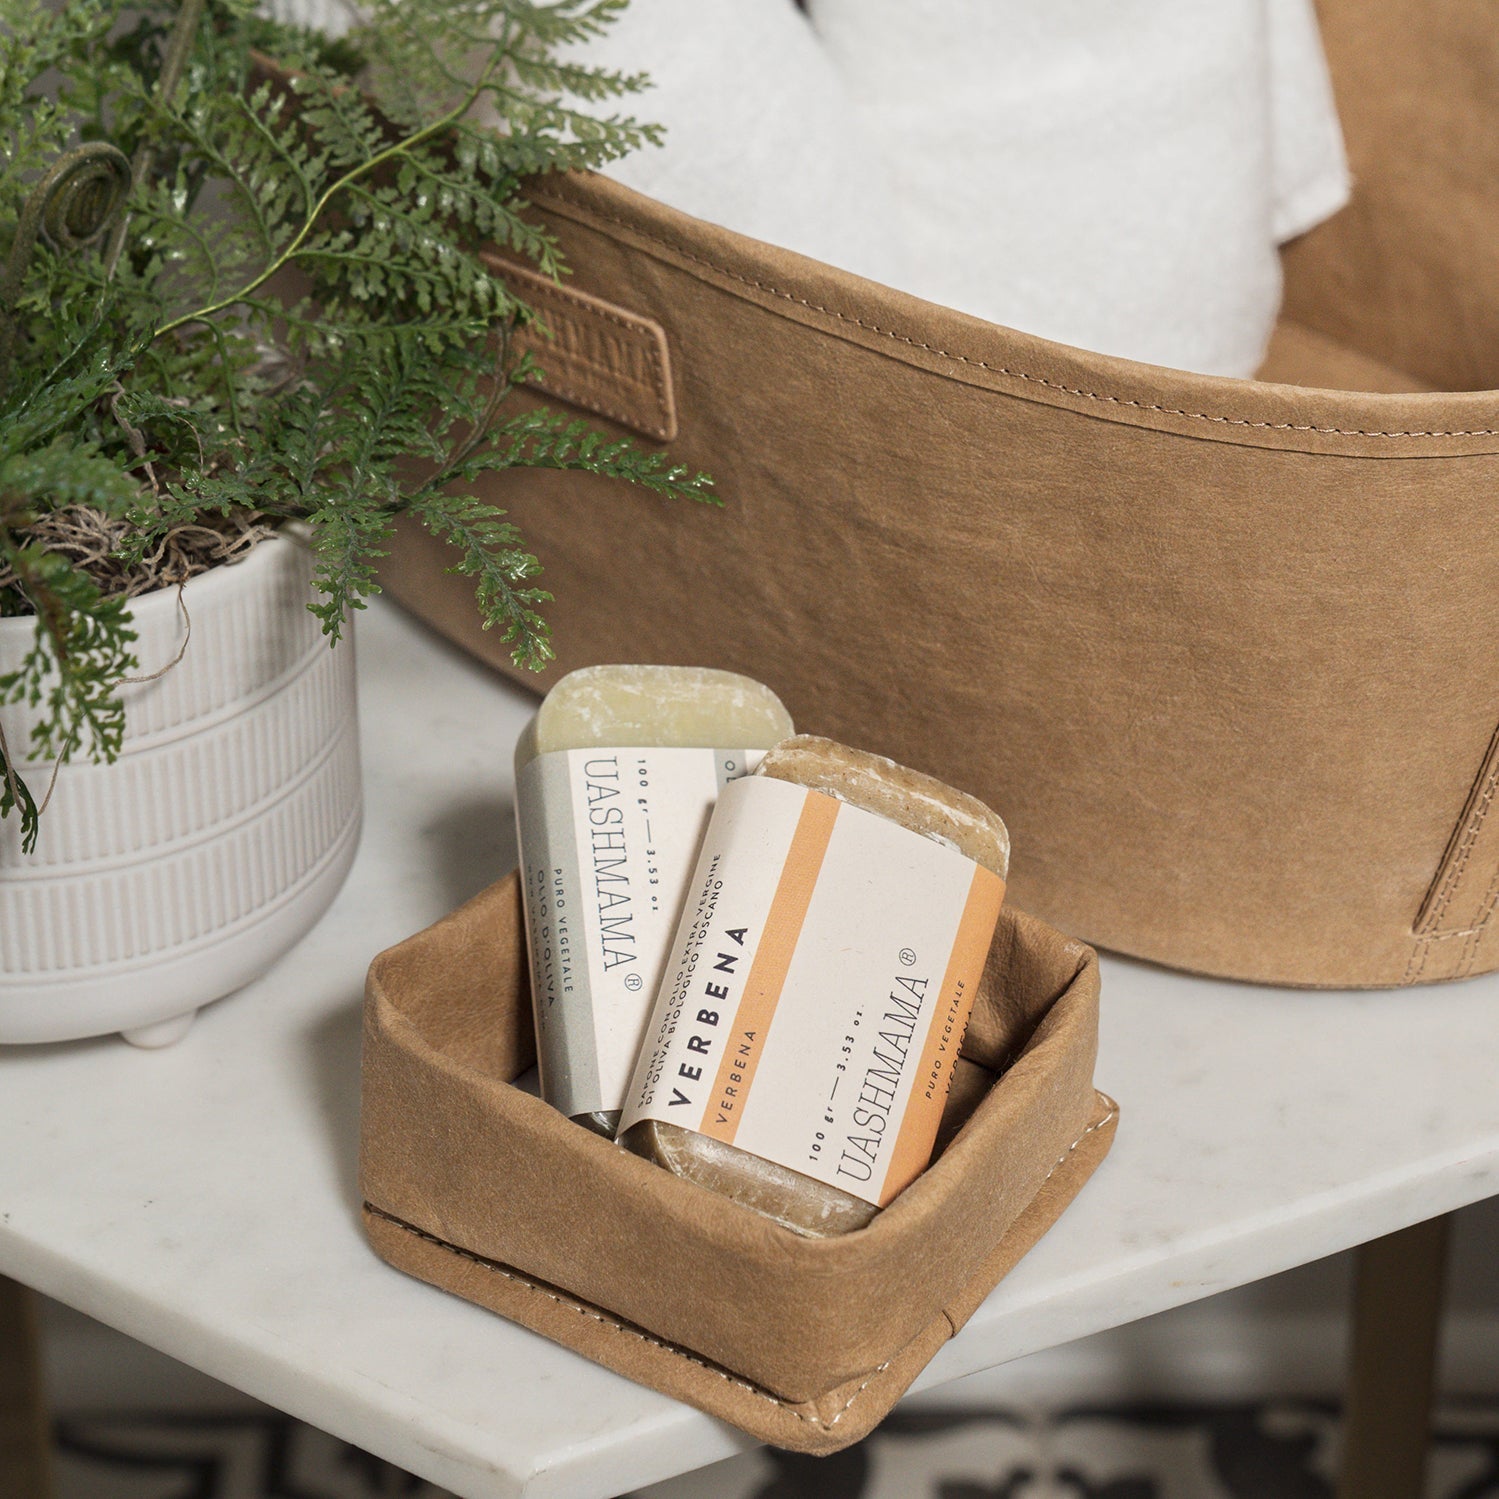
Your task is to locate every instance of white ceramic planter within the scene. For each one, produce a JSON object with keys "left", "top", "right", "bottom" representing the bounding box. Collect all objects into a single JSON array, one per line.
[{"left": 0, "top": 535, "right": 361, "bottom": 1045}]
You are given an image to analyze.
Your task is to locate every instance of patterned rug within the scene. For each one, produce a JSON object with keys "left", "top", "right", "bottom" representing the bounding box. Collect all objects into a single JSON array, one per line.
[{"left": 49, "top": 1399, "right": 1499, "bottom": 1498}]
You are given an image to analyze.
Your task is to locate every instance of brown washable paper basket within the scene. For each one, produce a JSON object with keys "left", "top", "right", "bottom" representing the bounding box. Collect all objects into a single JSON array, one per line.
[
  {"left": 380, "top": 0, "right": 1499, "bottom": 989},
  {"left": 360, "top": 872, "right": 1116, "bottom": 1453}
]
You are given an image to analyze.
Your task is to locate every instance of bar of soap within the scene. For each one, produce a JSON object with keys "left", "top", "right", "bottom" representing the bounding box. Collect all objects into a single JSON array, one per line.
[
  {"left": 758, "top": 736, "right": 1011, "bottom": 876},
  {"left": 621, "top": 735, "right": 1010, "bottom": 1235},
  {"left": 517, "top": 666, "right": 794, "bottom": 763},
  {"left": 514, "top": 665, "right": 794, "bottom": 1136}
]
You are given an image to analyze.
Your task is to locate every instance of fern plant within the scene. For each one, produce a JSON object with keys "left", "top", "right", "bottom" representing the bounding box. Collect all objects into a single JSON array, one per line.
[{"left": 0, "top": 0, "right": 712, "bottom": 851}]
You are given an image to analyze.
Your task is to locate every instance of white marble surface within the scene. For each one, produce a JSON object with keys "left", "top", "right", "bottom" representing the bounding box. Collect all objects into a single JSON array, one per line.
[{"left": 4, "top": 597, "right": 1499, "bottom": 1499}]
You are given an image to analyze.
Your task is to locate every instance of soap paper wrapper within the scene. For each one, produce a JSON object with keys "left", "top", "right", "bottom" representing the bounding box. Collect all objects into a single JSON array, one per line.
[
  {"left": 516, "top": 745, "right": 757, "bottom": 1117},
  {"left": 620, "top": 774, "right": 1006, "bottom": 1207}
]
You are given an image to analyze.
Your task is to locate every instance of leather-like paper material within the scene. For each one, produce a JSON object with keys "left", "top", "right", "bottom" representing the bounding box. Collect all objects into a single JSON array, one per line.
[
  {"left": 359, "top": 873, "right": 1114, "bottom": 1453},
  {"left": 379, "top": 0, "right": 1499, "bottom": 989},
  {"left": 491, "top": 253, "right": 678, "bottom": 441}
]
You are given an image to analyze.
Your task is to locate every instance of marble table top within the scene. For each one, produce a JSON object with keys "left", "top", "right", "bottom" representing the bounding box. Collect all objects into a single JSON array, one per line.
[{"left": 4, "top": 598, "right": 1498, "bottom": 1499}]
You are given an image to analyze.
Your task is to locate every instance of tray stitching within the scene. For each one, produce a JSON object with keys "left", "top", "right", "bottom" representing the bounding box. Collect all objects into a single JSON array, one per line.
[
  {"left": 364, "top": 1201, "right": 889, "bottom": 1428},
  {"left": 531, "top": 188, "right": 1499, "bottom": 442},
  {"left": 366, "top": 1103, "right": 1116, "bottom": 1431}
]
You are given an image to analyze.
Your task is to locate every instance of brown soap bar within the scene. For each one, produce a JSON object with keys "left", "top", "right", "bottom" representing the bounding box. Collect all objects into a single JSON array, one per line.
[
  {"left": 620, "top": 735, "right": 1010, "bottom": 1236},
  {"left": 758, "top": 735, "right": 1011, "bottom": 875}
]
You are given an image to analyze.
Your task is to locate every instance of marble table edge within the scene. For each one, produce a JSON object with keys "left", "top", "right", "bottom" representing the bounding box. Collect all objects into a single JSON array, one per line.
[{"left": 6, "top": 1124, "right": 1498, "bottom": 1497}]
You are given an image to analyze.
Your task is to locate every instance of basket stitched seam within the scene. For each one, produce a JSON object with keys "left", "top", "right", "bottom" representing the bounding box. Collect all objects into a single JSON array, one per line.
[
  {"left": 1423, "top": 756, "right": 1499, "bottom": 933},
  {"left": 532, "top": 187, "right": 1499, "bottom": 442},
  {"left": 366, "top": 1103, "right": 1117, "bottom": 1432},
  {"left": 1406, "top": 747, "right": 1499, "bottom": 981},
  {"left": 1458, "top": 857, "right": 1499, "bottom": 978}
]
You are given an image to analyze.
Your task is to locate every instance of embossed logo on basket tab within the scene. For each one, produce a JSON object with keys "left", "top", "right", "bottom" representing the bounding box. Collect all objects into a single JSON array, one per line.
[{"left": 482, "top": 254, "right": 677, "bottom": 442}]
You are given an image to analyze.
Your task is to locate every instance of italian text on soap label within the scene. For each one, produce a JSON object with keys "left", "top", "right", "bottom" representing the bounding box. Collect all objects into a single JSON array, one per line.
[{"left": 619, "top": 775, "right": 1006, "bottom": 1206}]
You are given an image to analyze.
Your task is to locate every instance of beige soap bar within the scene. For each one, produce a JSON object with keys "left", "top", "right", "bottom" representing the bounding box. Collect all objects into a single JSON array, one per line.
[
  {"left": 516, "top": 666, "right": 795, "bottom": 763},
  {"left": 514, "top": 665, "right": 794, "bottom": 1136},
  {"left": 620, "top": 735, "right": 1010, "bottom": 1235}
]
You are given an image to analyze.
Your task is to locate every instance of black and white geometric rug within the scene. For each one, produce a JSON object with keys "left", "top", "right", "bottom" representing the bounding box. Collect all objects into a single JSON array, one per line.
[{"left": 49, "top": 1398, "right": 1499, "bottom": 1498}]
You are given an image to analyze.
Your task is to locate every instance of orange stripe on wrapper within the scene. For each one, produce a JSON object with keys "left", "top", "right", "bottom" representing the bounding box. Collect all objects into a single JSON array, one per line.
[
  {"left": 880, "top": 864, "right": 1007, "bottom": 1205},
  {"left": 701, "top": 790, "right": 841, "bottom": 1145}
]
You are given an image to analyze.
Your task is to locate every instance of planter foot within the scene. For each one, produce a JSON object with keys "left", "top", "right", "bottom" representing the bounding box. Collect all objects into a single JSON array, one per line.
[{"left": 120, "top": 1012, "right": 196, "bottom": 1049}]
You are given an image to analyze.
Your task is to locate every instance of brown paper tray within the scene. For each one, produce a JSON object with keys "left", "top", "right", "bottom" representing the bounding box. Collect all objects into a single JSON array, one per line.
[{"left": 359, "top": 872, "right": 1116, "bottom": 1453}]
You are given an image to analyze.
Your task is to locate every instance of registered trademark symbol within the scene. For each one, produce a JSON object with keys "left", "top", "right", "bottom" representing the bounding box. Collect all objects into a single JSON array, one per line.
[
  {"left": 899, "top": 948, "right": 917, "bottom": 967},
  {"left": 624, "top": 973, "right": 643, "bottom": 991}
]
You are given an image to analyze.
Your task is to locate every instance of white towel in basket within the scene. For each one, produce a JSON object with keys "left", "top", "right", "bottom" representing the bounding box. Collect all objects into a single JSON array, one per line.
[
  {"left": 540, "top": 0, "right": 915, "bottom": 292},
  {"left": 807, "top": 0, "right": 1351, "bottom": 375},
  {"left": 274, "top": 0, "right": 1351, "bottom": 378}
]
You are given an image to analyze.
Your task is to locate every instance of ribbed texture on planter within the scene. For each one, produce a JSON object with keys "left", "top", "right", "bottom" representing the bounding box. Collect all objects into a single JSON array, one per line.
[{"left": 0, "top": 536, "right": 362, "bottom": 1043}]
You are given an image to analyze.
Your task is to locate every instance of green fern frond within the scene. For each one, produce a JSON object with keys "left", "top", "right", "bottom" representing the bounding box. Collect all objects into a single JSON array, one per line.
[
  {"left": 410, "top": 488, "right": 554, "bottom": 669},
  {"left": 0, "top": 543, "right": 138, "bottom": 851},
  {"left": 0, "top": 437, "right": 140, "bottom": 523},
  {"left": 0, "top": 0, "right": 720, "bottom": 845}
]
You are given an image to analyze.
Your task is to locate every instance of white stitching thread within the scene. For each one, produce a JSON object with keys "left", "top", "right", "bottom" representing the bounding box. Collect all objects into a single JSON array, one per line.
[
  {"left": 365, "top": 1101, "right": 1117, "bottom": 1431},
  {"left": 531, "top": 188, "right": 1499, "bottom": 442},
  {"left": 365, "top": 1202, "right": 885, "bottom": 1427},
  {"left": 1406, "top": 732, "right": 1499, "bottom": 982},
  {"left": 1417, "top": 753, "right": 1499, "bottom": 936}
]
